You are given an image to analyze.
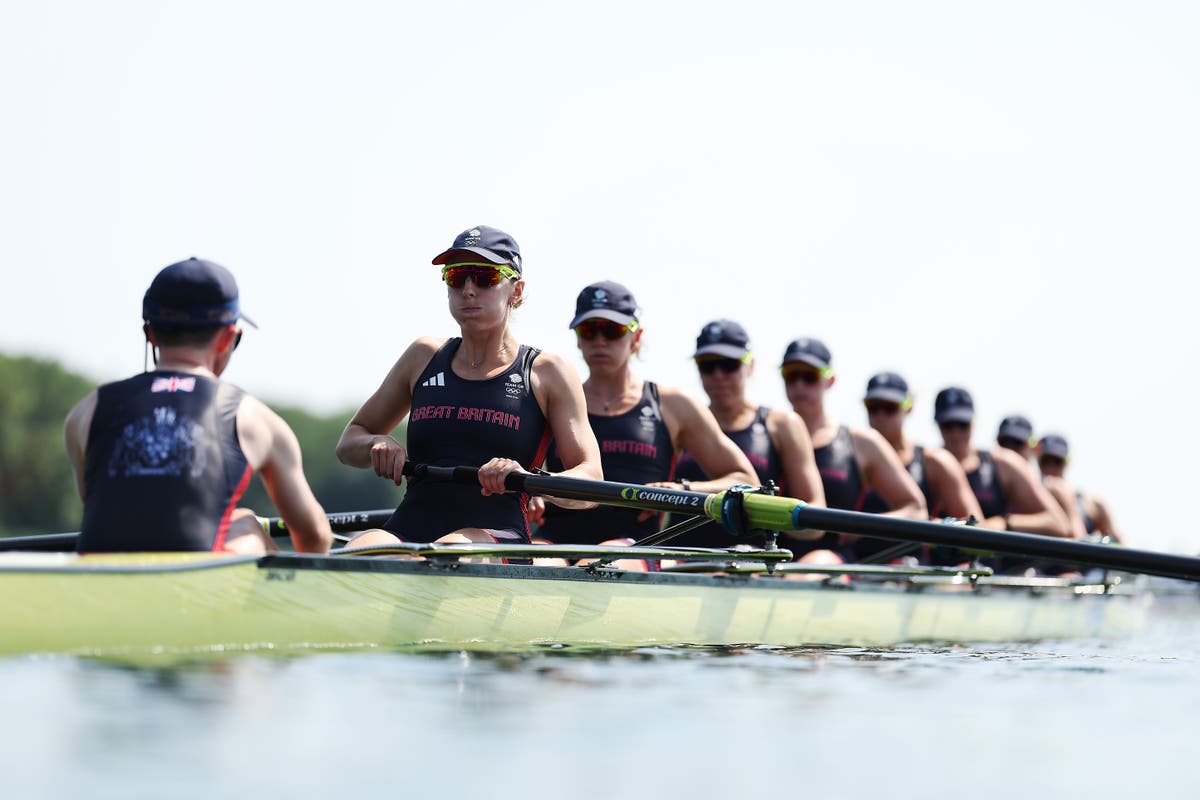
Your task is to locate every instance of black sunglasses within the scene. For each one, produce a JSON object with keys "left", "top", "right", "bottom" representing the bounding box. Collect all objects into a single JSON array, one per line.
[
  {"left": 938, "top": 420, "right": 970, "bottom": 431},
  {"left": 697, "top": 358, "right": 743, "bottom": 375}
]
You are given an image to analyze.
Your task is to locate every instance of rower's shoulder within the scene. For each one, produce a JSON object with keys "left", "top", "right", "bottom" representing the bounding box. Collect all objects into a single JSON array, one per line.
[
  {"left": 655, "top": 383, "right": 708, "bottom": 415},
  {"left": 763, "top": 406, "right": 810, "bottom": 441},
  {"left": 408, "top": 336, "right": 449, "bottom": 360},
  {"left": 65, "top": 387, "right": 99, "bottom": 428},
  {"left": 528, "top": 349, "right": 583, "bottom": 389},
  {"left": 847, "top": 424, "right": 893, "bottom": 457},
  {"left": 921, "top": 444, "right": 965, "bottom": 475},
  {"left": 1042, "top": 474, "right": 1077, "bottom": 503},
  {"left": 990, "top": 446, "right": 1034, "bottom": 473}
]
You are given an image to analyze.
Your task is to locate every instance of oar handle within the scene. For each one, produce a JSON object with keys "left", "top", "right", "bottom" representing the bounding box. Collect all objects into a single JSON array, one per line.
[{"left": 404, "top": 463, "right": 714, "bottom": 517}]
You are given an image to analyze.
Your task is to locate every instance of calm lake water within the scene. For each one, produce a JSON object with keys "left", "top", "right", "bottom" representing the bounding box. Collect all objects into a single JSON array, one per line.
[{"left": 3, "top": 598, "right": 1197, "bottom": 800}]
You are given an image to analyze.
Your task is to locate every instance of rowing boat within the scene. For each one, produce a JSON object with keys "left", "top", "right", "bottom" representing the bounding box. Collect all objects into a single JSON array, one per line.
[
  {"left": 0, "top": 549, "right": 1149, "bottom": 657},
  {"left": 2, "top": 465, "right": 1187, "bottom": 658}
]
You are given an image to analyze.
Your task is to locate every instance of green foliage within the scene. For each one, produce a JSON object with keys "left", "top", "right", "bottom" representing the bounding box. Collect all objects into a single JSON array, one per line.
[
  {"left": 0, "top": 353, "right": 402, "bottom": 535},
  {"left": 239, "top": 405, "right": 405, "bottom": 517},
  {"left": 0, "top": 354, "right": 93, "bottom": 534}
]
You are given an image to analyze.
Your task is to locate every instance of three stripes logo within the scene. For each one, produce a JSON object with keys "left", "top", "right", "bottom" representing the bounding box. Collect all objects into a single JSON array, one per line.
[{"left": 421, "top": 372, "right": 446, "bottom": 388}]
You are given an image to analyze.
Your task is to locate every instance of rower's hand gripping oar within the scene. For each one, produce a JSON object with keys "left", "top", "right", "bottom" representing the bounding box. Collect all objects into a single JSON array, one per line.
[{"left": 406, "top": 463, "right": 1200, "bottom": 583}]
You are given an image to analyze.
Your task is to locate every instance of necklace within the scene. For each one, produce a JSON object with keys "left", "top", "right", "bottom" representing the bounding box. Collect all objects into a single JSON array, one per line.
[
  {"left": 589, "top": 382, "right": 632, "bottom": 412},
  {"left": 467, "top": 343, "right": 508, "bottom": 371}
]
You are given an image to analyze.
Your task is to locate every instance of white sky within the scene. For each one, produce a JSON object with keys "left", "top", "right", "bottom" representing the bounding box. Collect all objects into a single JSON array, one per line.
[{"left": 3, "top": 1, "right": 1198, "bottom": 552}]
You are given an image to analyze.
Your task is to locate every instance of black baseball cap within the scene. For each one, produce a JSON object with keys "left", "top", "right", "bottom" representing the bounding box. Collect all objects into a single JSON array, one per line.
[
  {"left": 569, "top": 281, "right": 639, "bottom": 329},
  {"left": 142, "top": 258, "right": 257, "bottom": 329},
  {"left": 694, "top": 319, "right": 751, "bottom": 360},
  {"left": 432, "top": 225, "right": 522, "bottom": 274},
  {"left": 934, "top": 386, "right": 974, "bottom": 423},
  {"left": 1038, "top": 434, "right": 1070, "bottom": 459},
  {"left": 781, "top": 337, "right": 832, "bottom": 371},
  {"left": 997, "top": 415, "right": 1034, "bottom": 445},
  {"left": 864, "top": 372, "right": 911, "bottom": 405}
]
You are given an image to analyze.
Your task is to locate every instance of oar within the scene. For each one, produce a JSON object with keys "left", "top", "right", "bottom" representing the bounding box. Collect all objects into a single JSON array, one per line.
[
  {"left": 410, "top": 463, "right": 1200, "bottom": 583},
  {"left": 0, "top": 509, "right": 397, "bottom": 553}
]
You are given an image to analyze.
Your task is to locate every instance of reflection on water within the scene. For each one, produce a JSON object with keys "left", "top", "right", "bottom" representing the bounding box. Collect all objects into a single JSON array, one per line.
[{"left": 2, "top": 604, "right": 1197, "bottom": 799}]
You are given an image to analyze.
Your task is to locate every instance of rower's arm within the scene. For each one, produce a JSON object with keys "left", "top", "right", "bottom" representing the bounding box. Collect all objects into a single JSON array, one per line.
[
  {"left": 1089, "top": 494, "right": 1125, "bottom": 544},
  {"left": 239, "top": 397, "right": 332, "bottom": 554},
  {"left": 63, "top": 390, "right": 97, "bottom": 501},
  {"left": 992, "top": 449, "right": 1072, "bottom": 538},
  {"left": 336, "top": 338, "right": 435, "bottom": 470},
  {"left": 924, "top": 447, "right": 984, "bottom": 521},
  {"left": 855, "top": 428, "right": 927, "bottom": 520},
  {"left": 531, "top": 352, "right": 601, "bottom": 509},
  {"left": 766, "top": 409, "right": 826, "bottom": 507},
  {"left": 1045, "top": 477, "right": 1089, "bottom": 539},
  {"left": 661, "top": 389, "right": 757, "bottom": 492}
]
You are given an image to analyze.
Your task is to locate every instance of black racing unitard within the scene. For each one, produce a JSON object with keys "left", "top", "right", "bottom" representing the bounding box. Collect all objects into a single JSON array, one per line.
[
  {"left": 78, "top": 372, "right": 250, "bottom": 552},
  {"left": 854, "top": 445, "right": 934, "bottom": 561},
  {"left": 537, "top": 382, "right": 676, "bottom": 545},
  {"left": 672, "top": 406, "right": 782, "bottom": 548},
  {"left": 384, "top": 338, "right": 550, "bottom": 543},
  {"left": 792, "top": 425, "right": 865, "bottom": 557},
  {"left": 930, "top": 450, "right": 1011, "bottom": 568}
]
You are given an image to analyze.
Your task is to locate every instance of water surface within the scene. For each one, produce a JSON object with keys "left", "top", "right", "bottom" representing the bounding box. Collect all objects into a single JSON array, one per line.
[{"left": 3, "top": 602, "right": 1197, "bottom": 799}]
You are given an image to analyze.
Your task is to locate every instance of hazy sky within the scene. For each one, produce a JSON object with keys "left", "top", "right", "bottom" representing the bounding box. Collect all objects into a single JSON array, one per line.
[{"left": 3, "top": 1, "right": 1198, "bottom": 552}]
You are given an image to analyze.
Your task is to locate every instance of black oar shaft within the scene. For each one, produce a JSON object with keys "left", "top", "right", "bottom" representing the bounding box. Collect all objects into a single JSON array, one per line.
[
  {"left": 413, "top": 464, "right": 1200, "bottom": 583},
  {"left": 791, "top": 505, "right": 1200, "bottom": 583}
]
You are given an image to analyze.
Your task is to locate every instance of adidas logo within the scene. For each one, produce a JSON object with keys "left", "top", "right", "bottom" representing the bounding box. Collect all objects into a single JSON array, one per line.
[{"left": 421, "top": 372, "right": 446, "bottom": 388}]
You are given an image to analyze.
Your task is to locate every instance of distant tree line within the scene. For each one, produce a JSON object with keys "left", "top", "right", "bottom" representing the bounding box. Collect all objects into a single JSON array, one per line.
[{"left": 0, "top": 353, "right": 402, "bottom": 537}]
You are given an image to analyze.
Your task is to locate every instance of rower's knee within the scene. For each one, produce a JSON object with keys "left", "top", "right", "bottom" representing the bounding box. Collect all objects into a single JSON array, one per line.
[
  {"left": 439, "top": 528, "right": 498, "bottom": 544},
  {"left": 223, "top": 508, "right": 277, "bottom": 555},
  {"left": 348, "top": 528, "right": 404, "bottom": 548}
]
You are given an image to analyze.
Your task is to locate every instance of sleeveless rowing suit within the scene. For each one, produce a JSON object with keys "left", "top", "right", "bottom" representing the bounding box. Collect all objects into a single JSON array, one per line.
[
  {"left": 537, "top": 382, "right": 676, "bottom": 545},
  {"left": 673, "top": 406, "right": 782, "bottom": 548},
  {"left": 384, "top": 338, "right": 550, "bottom": 543},
  {"left": 796, "top": 425, "right": 865, "bottom": 557},
  {"left": 931, "top": 450, "right": 1010, "bottom": 568},
  {"left": 78, "top": 371, "right": 251, "bottom": 552},
  {"left": 855, "top": 445, "right": 934, "bottom": 561}
]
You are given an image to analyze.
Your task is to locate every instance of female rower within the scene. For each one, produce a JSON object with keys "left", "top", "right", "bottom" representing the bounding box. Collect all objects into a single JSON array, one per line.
[
  {"left": 335, "top": 226, "right": 602, "bottom": 546},
  {"left": 531, "top": 282, "right": 757, "bottom": 554},
  {"left": 859, "top": 371, "right": 984, "bottom": 562},
  {"left": 672, "top": 319, "right": 826, "bottom": 548},
  {"left": 781, "top": 338, "right": 927, "bottom": 564}
]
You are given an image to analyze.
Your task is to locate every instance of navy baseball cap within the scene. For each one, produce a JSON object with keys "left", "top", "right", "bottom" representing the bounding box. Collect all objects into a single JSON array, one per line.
[
  {"left": 934, "top": 386, "right": 974, "bottom": 423},
  {"left": 432, "top": 225, "right": 522, "bottom": 274},
  {"left": 781, "top": 338, "right": 832, "bottom": 371},
  {"left": 864, "top": 372, "right": 911, "bottom": 405},
  {"left": 997, "top": 415, "right": 1034, "bottom": 445},
  {"left": 1038, "top": 434, "right": 1070, "bottom": 459},
  {"left": 569, "top": 281, "right": 639, "bottom": 329},
  {"left": 694, "top": 319, "right": 751, "bottom": 360},
  {"left": 142, "top": 258, "right": 257, "bottom": 329}
]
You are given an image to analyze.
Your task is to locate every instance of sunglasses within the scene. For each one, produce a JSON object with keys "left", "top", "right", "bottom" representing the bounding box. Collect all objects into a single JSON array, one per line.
[
  {"left": 575, "top": 318, "right": 638, "bottom": 340},
  {"left": 696, "top": 358, "right": 744, "bottom": 375},
  {"left": 864, "top": 401, "right": 902, "bottom": 415},
  {"left": 997, "top": 436, "right": 1028, "bottom": 451},
  {"left": 780, "top": 365, "right": 828, "bottom": 385},
  {"left": 232, "top": 330, "right": 243, "bottom": 351},
  {"left": 1038, "top": 455, "right": 1066, "bottom": 468},
  {"left": 938, "top": 420, "right": 971, "bottom": 431},
  {"left": 441, "top": 262, "right": 520, "bottom": 289}
]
